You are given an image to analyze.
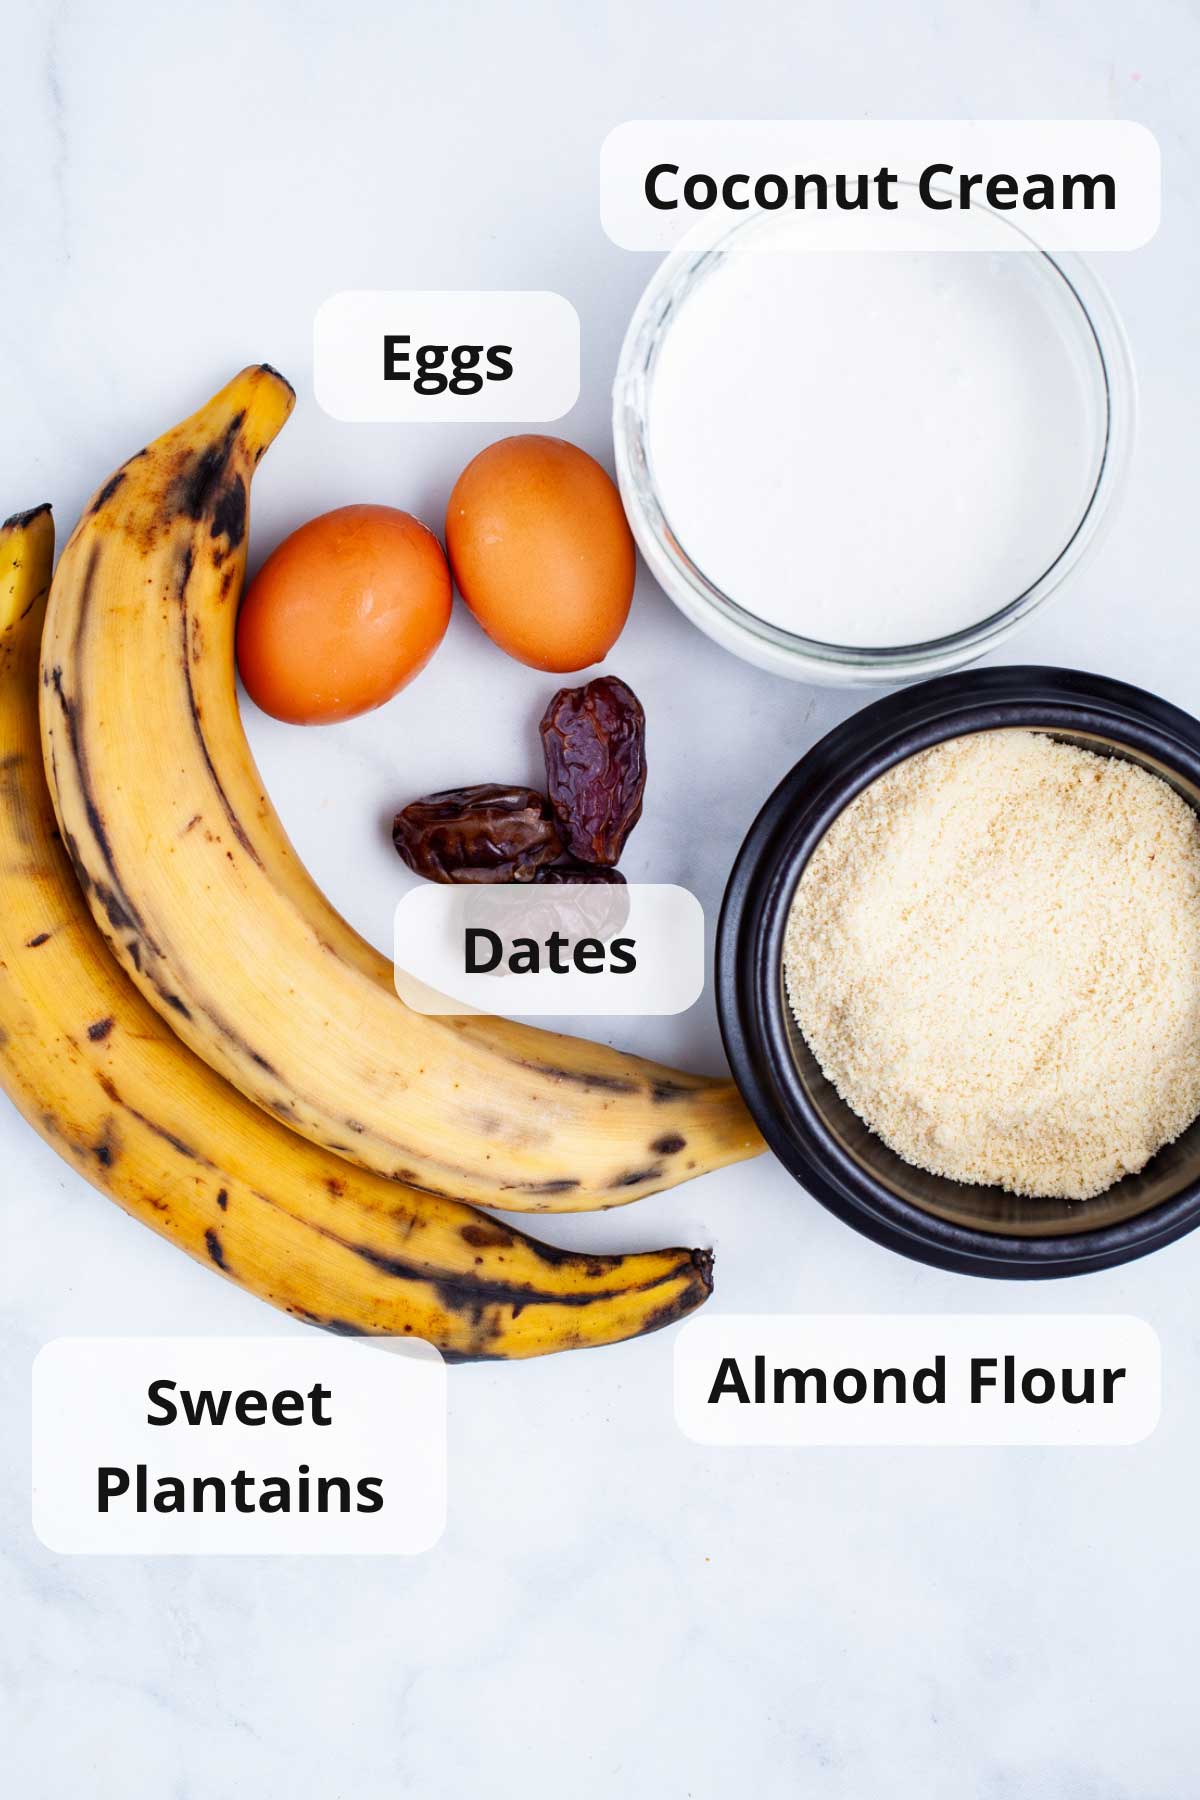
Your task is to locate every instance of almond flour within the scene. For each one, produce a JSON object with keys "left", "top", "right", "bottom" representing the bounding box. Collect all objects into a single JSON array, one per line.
[{"left": 783, "top": 730, "right": 1200, "bottom": 1200}]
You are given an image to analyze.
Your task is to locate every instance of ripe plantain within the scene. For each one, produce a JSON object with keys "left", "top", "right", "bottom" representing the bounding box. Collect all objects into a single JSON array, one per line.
[
  {"left": 40, "top": 366, "right": 762, "bottom": 1210},
  {"left": 1, "top": 506, "right": 713, "bottom": 1359}
]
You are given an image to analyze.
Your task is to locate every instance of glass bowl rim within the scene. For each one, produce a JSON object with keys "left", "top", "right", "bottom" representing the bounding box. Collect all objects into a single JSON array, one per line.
[{"left": 612, "top": 205, "right": 1137, "bottom": 683}]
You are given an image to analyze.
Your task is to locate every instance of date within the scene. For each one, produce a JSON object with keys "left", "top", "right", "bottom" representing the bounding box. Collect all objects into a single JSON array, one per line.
[
  {"left": 392, "top": 784, "right": 562, "bottom": 883},
  {"left": 539, "top": 676, "right": 646, "bottom": 866},
  {"left": 533, "top": 863, "right": 627, "bottom": 885},
  {"left": 462, "top": 870, "right": 631, "bottom": 963}
]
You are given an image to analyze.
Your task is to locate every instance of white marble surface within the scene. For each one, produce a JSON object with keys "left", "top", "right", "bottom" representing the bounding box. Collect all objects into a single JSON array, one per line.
[{"left": 4, "top": 2, "right": 1200, "bottom": 1794}]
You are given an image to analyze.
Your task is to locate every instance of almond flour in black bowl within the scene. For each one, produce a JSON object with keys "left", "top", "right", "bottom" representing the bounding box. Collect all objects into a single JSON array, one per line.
[{"left": 716, "top": 666, "right": 1200, "bottom": 1278}]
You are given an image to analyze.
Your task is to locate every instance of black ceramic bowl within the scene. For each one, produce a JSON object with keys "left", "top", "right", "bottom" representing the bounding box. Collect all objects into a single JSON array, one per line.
[{"left": 716, "top": 667, "right": 1200, "bottom": 1278}]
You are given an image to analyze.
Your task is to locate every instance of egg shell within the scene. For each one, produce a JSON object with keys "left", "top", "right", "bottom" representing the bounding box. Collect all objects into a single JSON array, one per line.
[
  {"left": 236, "top": 503, "right": 452, "bottom": 725},
  {"left": 445, "top": 435, "right": 635, "bottom": 672}
]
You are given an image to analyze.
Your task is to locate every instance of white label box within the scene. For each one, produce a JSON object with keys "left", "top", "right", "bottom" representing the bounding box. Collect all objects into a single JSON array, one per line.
[
  {"left": 601, "top": 120, "right": 1161, "bottom": 253},
  {"left": 675, "top": 1315, "right": 1161, "bottom": 1447},
  {"left": 314, "top": 289, "right": 580, "bottom": 422},
  {"left": 33, "top": 1336, "right": 446, "bottom": 1554},
  {"left": 393, "top": 881, "right": 705, "bottom": 1016}
]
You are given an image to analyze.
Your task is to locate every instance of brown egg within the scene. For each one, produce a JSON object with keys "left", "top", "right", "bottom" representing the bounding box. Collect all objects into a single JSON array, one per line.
[
  {"left": 445, "top": 436, "right": 635, "bottom": 672},
  {"left": 237, "top": 504, "right": 451, "bottom": 724}
]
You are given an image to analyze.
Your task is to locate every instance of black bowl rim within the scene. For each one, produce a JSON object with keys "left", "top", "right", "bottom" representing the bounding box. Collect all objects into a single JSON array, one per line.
[{"left": 716, "top": 665, "right": 1200, "bottom": 1279}]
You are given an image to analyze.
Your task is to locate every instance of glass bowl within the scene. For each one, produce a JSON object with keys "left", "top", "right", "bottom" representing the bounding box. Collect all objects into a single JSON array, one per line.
[{"left": 613, "top": 207, "right": 1136, "bottom": 686}]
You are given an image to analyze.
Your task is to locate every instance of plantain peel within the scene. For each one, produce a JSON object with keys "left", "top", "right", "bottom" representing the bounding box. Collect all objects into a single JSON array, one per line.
[
  {"left": 0, "top": 506, "right": 713, "bottom": 1360},
  {"left": 40, "top": 366, "right": 764, "bottom": 1211}
]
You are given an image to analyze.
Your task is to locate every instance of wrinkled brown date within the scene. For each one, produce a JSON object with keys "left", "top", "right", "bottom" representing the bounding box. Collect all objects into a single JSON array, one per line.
[
  {"left": 533, "top": 862, "right": 627, "bottom": 885},
  {"left": 392, "top": 784, "right": 562, "bottom": 883},
  {"left": 539, "top": 676, "right": 646, "bottom": 866},
  {"left": 462, "top": 870, "right": 631, "bottom": 966}
]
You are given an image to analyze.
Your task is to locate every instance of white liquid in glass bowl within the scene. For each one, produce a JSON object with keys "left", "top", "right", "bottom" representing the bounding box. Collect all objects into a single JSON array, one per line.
[{"left": 616, "top": 208, "right": 1133, "bottom": 681}]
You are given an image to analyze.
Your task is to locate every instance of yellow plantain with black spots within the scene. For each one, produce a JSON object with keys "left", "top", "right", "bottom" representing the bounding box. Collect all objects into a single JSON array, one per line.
[
  {"left": 0, "top": 507, "right": 712, "bottom": 1358},
  {"left": 39, "top": 366, "right": 762, "bottom": 1210}
]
